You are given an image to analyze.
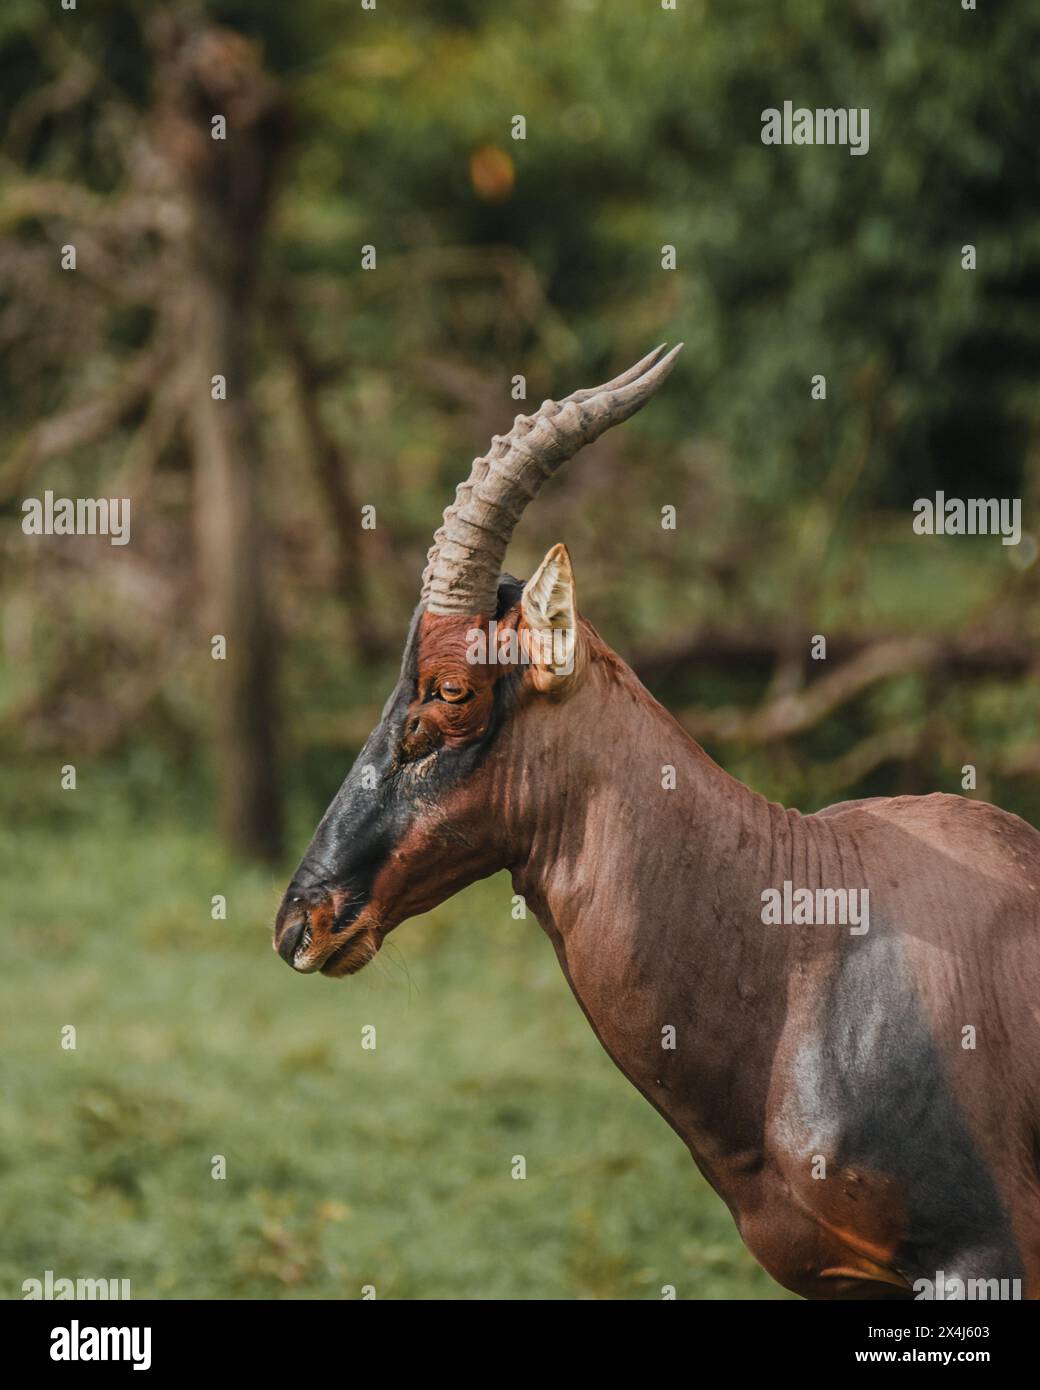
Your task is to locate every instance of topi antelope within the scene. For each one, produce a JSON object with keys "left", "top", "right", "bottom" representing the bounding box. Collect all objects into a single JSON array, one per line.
[{"left": 275, "top": 346, "right": 1040, "bottom": 1300}]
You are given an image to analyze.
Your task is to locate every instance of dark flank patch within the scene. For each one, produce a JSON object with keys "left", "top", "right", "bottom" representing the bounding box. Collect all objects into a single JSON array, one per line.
[{"left": 797, "top": 930, "right": 1024, "bottom": 1286}]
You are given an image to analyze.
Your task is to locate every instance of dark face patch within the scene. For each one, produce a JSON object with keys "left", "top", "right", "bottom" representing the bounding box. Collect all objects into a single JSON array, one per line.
[{"left": 273, "top": 581, "right": 525, "bottom": 975}]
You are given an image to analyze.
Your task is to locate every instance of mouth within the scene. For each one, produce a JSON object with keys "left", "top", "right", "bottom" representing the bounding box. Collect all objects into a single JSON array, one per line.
[
  {"left": 285, "top": 922, "right": 377, "bottom": 977},
  {"left": 275, "top": 896, "right": 381, "bottom": 978}
]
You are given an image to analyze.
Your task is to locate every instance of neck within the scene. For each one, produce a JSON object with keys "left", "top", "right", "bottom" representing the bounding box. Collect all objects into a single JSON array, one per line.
[{"left": 505, "top": 641, "right": 799, "bottom": 1193}]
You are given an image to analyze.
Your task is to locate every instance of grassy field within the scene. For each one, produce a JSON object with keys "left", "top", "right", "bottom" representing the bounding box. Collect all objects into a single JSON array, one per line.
[{"left": 0, "top": 767, "right": 789, "bottom": 1301}]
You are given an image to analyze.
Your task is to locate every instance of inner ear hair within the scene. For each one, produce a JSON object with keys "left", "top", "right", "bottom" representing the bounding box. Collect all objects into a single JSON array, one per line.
[
  {"left": 522, "top": 543, "right": 576, "bottom": 631},
  {"left": 520, "top": 543, "right": 583, "bottom": 691}
]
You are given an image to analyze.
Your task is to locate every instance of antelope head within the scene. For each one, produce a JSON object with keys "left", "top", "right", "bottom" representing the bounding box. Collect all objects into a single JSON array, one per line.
[{"left": 273, "top": 344, "right": 682, "bottom": 977}]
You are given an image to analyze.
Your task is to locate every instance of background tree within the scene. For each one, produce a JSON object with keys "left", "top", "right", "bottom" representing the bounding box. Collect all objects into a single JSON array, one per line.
[{"left": 2, "top": 0, "right": 1038, "bottom": 838}]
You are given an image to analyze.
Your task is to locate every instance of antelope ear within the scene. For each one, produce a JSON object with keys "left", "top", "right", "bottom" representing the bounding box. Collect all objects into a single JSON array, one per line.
[{"left": 520, "top": 543, "right": 582, "bottom": 693}]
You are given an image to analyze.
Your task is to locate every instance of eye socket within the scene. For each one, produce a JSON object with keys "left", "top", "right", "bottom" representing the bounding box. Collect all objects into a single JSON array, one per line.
[{"left": 433, "top": 680, "right": 472, "bottom": 704}]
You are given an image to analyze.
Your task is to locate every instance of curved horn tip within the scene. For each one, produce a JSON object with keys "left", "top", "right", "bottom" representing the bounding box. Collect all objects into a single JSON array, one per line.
[
  {"left": 648, "top": 341, "right": 684, "bottom": 373},
  {"left": 560, "top": 343, "right": 672, "bottom": 406},
  {"left": 595, "top": 341, "right": 684, "bottom": 414},
  {"left": 626, "top": 341, "right": 684, "bottom": 392}
]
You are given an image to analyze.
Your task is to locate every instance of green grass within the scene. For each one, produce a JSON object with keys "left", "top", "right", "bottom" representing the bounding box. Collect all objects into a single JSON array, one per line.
[{"left": 0, "top": 771, "right": 790, "bottom": 1301}]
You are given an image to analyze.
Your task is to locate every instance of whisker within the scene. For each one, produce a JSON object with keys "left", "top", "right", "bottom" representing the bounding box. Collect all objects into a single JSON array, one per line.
[{"left": 380, "top": 938, "right": 418, "bottom": 1000}]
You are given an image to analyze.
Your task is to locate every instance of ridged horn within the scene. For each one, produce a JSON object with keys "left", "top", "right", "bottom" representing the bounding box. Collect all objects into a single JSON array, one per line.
[{"left": 420, "top": 343, "right": 683, "bottom": 616}]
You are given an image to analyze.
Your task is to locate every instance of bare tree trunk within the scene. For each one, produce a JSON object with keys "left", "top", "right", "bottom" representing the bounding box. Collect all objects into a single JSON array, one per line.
[
  {"left": 154, "top": 15, "right": 290, "bottom": 862},
  {"left": 276, "top": 297, "right": 384, "bottom": 663}
]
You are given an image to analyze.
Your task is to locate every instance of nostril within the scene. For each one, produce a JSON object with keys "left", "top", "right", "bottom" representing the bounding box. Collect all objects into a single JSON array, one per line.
[{"left": 278, "top": 917, "right": 306, "bottom": 966}]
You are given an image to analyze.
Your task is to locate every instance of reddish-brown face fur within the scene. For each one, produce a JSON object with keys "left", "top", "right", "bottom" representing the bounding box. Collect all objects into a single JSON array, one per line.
[
  {"left": 275, "top": 604, "right": 541, "bottom": 978},
  {"left": 408, "top": 612, "right": 512, "bottom": 749}
]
